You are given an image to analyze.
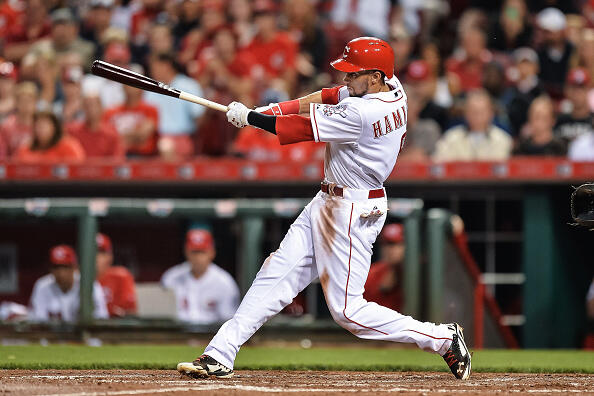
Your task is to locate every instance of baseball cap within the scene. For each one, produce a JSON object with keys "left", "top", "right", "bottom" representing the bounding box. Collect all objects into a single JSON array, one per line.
[
  {"left": 185, "top": 229, "right": 214, "bottom": 251},
  {"left": 380, "top": 224, "right": 404, "bottom": 244},
  {"left": 96, "top": 233, "right": 112, "bottom": 253},
  {"left": 51, "top": 8, "right": 76, "bottom": 24},
  {"left": 104, "top": 42, "right": 131, "bottom": 64},
  {"left": 406, "top": 60, "right": 430, "bottom": 82},
  {"left": 50, "top": 245, "right": 77, "bottom": 267},
  {"left": 0, "top": 61, "right": 17, "bottom": 80},
  {"left": 513, "top": 47, "right": 539, "bottom": 65},
  {"left": 567, "top": 68, "right": 590, "bottom": 87},
  {"left": 536, "top": 7, "right": 566, "bottom": 32}
]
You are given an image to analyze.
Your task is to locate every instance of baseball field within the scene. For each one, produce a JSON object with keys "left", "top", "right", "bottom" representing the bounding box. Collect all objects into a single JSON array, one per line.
[{"left": 1, "top": 345, "right": 593, "bottom": 395}]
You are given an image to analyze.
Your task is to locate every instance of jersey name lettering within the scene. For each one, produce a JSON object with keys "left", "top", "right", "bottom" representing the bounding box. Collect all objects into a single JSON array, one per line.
[{"left": 371, "top": 107, "right": 407, "bottom": 139}]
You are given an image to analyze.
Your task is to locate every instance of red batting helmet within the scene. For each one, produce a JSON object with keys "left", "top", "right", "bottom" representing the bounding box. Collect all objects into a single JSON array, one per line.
[{"left": 331, "top": 37, "right": 395, "bottom": 79}]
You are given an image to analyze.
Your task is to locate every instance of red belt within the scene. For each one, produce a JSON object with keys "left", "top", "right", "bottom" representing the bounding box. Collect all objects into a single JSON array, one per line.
[{"left": 320, "top": 183, "right": 384, "bottom": 199}]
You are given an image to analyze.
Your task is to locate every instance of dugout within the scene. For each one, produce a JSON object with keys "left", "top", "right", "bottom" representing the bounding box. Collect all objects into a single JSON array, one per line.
[{"left": 0, "top": 159, "right": 592, "bottom": 348}]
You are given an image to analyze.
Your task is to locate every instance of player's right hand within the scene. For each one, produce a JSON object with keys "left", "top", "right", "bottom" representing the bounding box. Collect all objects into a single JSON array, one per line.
[{"left": 226, "top": 101, "right": 250, "bottom": 128}]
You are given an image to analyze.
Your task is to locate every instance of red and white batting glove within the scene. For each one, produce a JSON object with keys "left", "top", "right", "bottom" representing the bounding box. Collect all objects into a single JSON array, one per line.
[{"left": 226, "top": 101, "right": 250, "bottom": 128}]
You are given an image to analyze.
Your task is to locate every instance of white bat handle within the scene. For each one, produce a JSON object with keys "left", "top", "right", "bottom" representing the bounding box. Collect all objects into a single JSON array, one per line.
[{"left": 179, "top": 91, "right": 229, "bottom": 112}]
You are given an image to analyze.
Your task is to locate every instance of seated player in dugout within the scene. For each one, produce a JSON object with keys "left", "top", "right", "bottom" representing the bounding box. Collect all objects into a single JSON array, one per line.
[
  {"left": 29, "top": 245, "right": 108, "bottom": 322},
  {"left": 160, "top": 228, "right": 240, "bottom": 324},
  {"left": 95, "top": 233, "right": 137, "bottom": 318},
  {"left": 178, "top": 37, "right": 472, "bottom": 381},
  {"left": 364, "top": 223, "right": 405, "bottom": 312}
]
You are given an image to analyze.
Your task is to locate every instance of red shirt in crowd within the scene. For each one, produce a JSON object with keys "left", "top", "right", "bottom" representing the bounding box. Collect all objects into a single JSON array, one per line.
[
  {"left": 363, "top": 262, "right": 403, "bottom": 312},
  {"left": 244, "top": 32, "right": 297, "bottom": 78},
  {"left": 0, "top": 115, "right": 32, "bottom": 158},
  {"left": 14, "top": 135, "right": 86, "bottom": 163},
  {"left": 66, "top": 121, "right": 125, "bottom": 159},
  {"left": 0, "top": 2, "right": 21, "bottom": 38},
  {"left": 102, "top": 102, "right": 159, "bottom": 156},
  {"left": 233, "top": 126, "right": 323, "bottom": 162},
  {"left": 445, "top": 50, "right": 493, "bottom": 93},
  {"left": 98, "top": 266, "right": 137, "bottom": 318}
]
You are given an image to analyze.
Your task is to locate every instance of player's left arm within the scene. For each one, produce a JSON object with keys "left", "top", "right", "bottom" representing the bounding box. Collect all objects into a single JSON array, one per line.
[{"left": 256, "top": 86, "right": 348, "bottom": 116}]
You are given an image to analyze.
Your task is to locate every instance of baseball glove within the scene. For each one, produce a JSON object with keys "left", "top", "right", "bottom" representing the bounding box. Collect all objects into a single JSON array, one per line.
[{"left": 571, "top": 183, "right": 594, "bottom": 229}]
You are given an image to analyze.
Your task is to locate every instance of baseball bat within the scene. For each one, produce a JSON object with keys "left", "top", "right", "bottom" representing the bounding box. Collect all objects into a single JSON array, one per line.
[{"left": 90, "top": 60, "right": 228, "bottom": 113}]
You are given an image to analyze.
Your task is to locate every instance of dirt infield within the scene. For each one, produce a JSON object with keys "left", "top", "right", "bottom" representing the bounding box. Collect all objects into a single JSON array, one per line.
[{"left": 1, "top": 370, "right": 594, "bottom": 395}]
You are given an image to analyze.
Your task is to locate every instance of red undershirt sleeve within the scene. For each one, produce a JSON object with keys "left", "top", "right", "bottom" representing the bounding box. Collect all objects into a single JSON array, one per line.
[
  {"left": 275, "top": 114, "right": 314, "bottom": 145},
  {"left": 321, "top": 86, "right": 344, "bottom": 104}
]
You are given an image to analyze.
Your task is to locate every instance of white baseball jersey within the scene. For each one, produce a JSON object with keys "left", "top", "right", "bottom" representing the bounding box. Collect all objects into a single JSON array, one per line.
[
  {"left": 29, "top": 272, "right": 108, "bottom": 322},
  {"left": 310, "top": 79, "right": 408, "bottom": 189},
  {"left": 204, "top": 77, "right": 455, "bottom": 369},
  {"left": 161, "top": 262, "right": 240, "bottom": 324}
]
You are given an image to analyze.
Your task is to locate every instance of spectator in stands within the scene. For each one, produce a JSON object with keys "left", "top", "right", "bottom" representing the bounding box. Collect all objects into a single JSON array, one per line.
[
  {"left": 19, "top": 44, "right": 59, "bottom": 111},
  {"left": 160, "top": 228, "right": 240, "bottom": 324},
  {"left": 148, "top": 22, "right": 174, "bottom": 57},
  {"left": 65, "top": 85, "right": 125, "bottom": 159},
  {"left": 285, "top": 0, "right": 328, "bottom": 78},
  {"left": 488, "top": 0, "right": 533, "bottom": 52},
  {"left": 398, "top": 85, "right": 441, "bottom": 161},
  {"left": 364, "top": 223, "right": 405, "bottom": 312},
  {"left": 54, "top": 65, "right": 85, "bottom": 124},
  {"left": 390, "top": 25, "right": 414, "bottom": 80},
  {"left": 505, "top": 47, "right": 545, "bottom": 136},
  {"left": 29, "top": 244, "right": 108, "bottom": 322},
  {"left": 228, "top": 0, "right": 255, "bottom": 48},
  {"left": 15, "top": 111, "right": 85, "bottom": 163},
  {"left": 28, "top": 8, "right": 95, "bottom": 69},
  {"left": 193, "top": 28, "right": 257, "bottom": 156},
  {"left": 177, "top": 2, "right": 226, "bottom": 69},
  {"left": 574, "top": 29, "right": 594, "bottom": 108},
  {"left": 446, "top": 27, "right": 493, "bottom": 96},
  {"left": 172, "top": 0, "right": 201, "bottom": 46},
  {"left": 536, "top": 8, "right": 575, "bottom": 99},
  {"left": 95, "top": 232, "right": 137, "bottom": 318},
  {"left": 81, "top": 0, "right": 115, "bottom": 50},
  {"left": 555, "top": 68, "right": 594, "bottom": 145},
  {"left": 420, "top": 41, "right": 453, "bottom": 109},
  {"left": 245, "top": 0, "right": 298, "bottom": 98},
  {"left": 3, "top": 0, "right": 51, "bottom": 63},
  {"left": 433, "top": 89, "right": 512, "bottom": 162},
  {"left": 0, "top": 82, "right": 37, "bottom": 158},
  {"left": 103, "top": 64, "right": 159, "bottom": 157},
  {"left": 568, "top": 127, "right": 594, "bottom": 161},
  {"left": 329, "top": 0, "right": 391, "bottom": 40},
  {"left": 0, "top": 61, "right": 17, "bottom": 122},
  {"left": 514, "top": 96, "right": 566, "bottom": 156},
  {"left": 146, "top": 52, "right": 204, "bottom": 160},
  {"left": 130, "top": 0, "right": 164, "bottom": 48},
  {"left": 405, "top": 60, "right": 449, "bottom": 132}
]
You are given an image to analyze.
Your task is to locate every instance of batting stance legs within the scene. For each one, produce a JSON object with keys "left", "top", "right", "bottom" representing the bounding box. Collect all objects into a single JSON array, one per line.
[{"left": 200, "top": 191, "right": 453, "bottom": 370}]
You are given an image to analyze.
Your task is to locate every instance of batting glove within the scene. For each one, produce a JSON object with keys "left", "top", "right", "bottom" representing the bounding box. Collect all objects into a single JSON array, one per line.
[{"left": 226, "top": 101, "right": 250, "bottom": 128}]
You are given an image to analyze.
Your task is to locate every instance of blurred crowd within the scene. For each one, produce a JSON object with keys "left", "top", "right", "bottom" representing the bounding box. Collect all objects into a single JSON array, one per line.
[{"left": 0, "top": 0, "right": 594, "bottom": 162}]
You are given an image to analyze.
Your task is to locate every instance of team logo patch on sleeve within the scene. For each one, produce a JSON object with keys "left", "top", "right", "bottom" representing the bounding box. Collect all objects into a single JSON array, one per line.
[{"left": 322, "top": 104, "right": 348, "bottom": 118}]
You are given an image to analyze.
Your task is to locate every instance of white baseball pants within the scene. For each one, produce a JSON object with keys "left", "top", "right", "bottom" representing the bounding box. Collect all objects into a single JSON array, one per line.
[{"left": 205, "top": 190, "right": 453, "bottom": 369}]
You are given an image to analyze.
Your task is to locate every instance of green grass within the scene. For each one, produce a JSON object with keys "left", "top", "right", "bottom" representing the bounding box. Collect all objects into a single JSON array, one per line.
[{"left": 1, "top": 345, "right": 593, "bottom": 373}]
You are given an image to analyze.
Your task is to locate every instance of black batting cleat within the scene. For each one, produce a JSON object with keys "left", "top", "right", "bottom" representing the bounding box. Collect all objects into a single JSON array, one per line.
[
  {"left": 442, "top": 323, "right": 472, "bottom": 380},
  {"left": 177, "top": 354, "right": 234, "bottom": 379}
]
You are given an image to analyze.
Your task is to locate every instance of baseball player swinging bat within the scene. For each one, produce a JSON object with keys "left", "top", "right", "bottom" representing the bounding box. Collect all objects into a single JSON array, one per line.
[{"left": 90, "top": 60, "right": 228, "bottom": 112}]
